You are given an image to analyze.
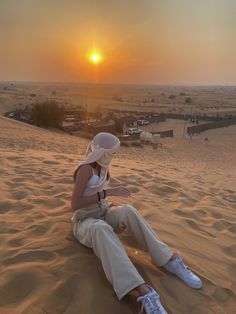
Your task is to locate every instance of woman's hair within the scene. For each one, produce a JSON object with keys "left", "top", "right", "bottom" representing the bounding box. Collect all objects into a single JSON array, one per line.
[{"left": 73, "top": 162, "right": 110, "bottom": 182}]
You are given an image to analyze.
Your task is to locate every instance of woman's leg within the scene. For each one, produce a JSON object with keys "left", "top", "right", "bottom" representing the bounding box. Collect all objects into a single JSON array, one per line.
[
  {"left": 105, "top": 204, "right": 173, "bottom": 267},
  {"left": 73, "top": 217, "right": 145, "bottom": 300},
  {"left": 105, "top": 205, "right": 202, "bottom": 290}
]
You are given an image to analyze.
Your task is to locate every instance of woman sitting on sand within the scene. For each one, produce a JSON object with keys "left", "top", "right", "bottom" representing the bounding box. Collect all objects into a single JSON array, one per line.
[{"left": 71, "top": 132, "right": 202, "bottom": 314}]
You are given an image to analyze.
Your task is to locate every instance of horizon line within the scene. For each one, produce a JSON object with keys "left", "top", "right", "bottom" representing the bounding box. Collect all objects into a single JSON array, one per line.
[{"left": 0, "top": 80, "right": 236, "bottom": 87}]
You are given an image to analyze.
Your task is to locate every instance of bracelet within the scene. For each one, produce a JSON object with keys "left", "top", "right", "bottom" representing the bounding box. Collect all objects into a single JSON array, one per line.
[
  {"left": 97, "top": 191, "right": 100, "bottom": 202},
  {"left": 103, "top": 189, "right": 106, "bottom": 199}
]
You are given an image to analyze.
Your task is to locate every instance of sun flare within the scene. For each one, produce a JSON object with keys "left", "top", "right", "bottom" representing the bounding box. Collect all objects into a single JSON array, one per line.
[{"left": 88, "top": 51, "right": 103, "bottom": 65}]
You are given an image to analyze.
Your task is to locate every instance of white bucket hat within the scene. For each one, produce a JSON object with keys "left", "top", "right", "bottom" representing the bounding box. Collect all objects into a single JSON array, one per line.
[{"left": 83, "top": 132, "right": 120, "bottom": 168}]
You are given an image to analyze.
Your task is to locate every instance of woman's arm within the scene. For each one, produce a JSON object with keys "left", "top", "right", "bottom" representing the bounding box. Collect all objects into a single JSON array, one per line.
[{"left": 71, "top": 164, "right": 99, "bottom": 210}]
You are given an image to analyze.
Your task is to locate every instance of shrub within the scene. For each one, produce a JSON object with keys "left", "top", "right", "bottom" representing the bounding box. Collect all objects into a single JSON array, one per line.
[
  {"left": 120, "top": 141, "right": 129, "bottom": 147},
  {"left": 32, "top": 100, "right": 65, "bottom": 127},
  {"left": 130, "top": 141, "right": 142, "bottom": 147},
  {"left": 185, "top": 97, "right": 192, "bottom": 104}
]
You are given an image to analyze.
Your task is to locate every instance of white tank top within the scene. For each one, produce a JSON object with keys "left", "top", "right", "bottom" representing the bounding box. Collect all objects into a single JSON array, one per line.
[
  {"left": 71, "top": 167, "right": 110, "bottom": 223},
  {"left": 86, "top": 168, "right": 100, "bottom": 188}
]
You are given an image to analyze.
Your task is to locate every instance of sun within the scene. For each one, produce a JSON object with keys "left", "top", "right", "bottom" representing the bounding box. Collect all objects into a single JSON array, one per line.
[
  {"left": 92, "top": 54, "right": 100, "bottom": 63},
  {"left": 88, "top": 51, "right": 103, "bottom": 65}
]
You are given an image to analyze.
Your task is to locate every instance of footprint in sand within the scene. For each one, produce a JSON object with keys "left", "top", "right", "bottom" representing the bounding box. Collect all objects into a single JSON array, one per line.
[
  {"left": 7, "top": 237, "right": 25, "bottom": 247},
  {"left": 53, "top": 177, "right": 73, "bottom": 184},
  {"left": 161, "top": 185, "right": 178, "bottom": 193},
  {"left": 0, "top": 201, "right": 14, "bottom": 213},
  {"left": 54, "top": 154, "right": 69, "bottom": 160},
  {"left": 26, "top": 224, "right": 49, "bottom": 236},
  {"left": 173, "top": 209, "right": 188, "bottom": 217},
  {"left": 0, "top": 225, "right": 20, "bottom": 234},
  {"left": 54, "top": 192, "right": 71, "bottom": 200},
  {"left": 109, "top": 178, "right": 122, "bottom": 185},
  {"left": 222, "top": 194, "right": 236, "bottom": 208},
  {"left": 8, "top": 177, "right": 26, "bottom": 183},
  {"left": 174, "top": 208, "right": 208, "bottom": 221},
  {"left": 166, "top": 181, "right": 182, "bottom": 188},
  {"left": 127, "top": 186, "right": 140, "bottom": 193},
  {"left": 0, "top": 169, "right": 6, "bottom": 175},
  {"left": 212, "top": 220, "right": 234, "bottom": 232},
  {"left": 143, "top": 182, "right": 176, "bottom": 196},
  {"left": 43, "top": 160, "right": 61, "bottom": 165},
  {"left": 194, "top": 209, "right": 207, "bottom": 217},
  {"left": 41, "top": 275, "right": 80, "bottom": 313},
  {"left": 3, "top": 250, "right": 56, "bottom": 266},
  {"left": 135, "top": 168, "right": 147, "bottom": 174},
  {"left": 228, "top": 224, "right": 236, "bottom": 234},
  {"left": 47, "top": 198, "right": 66, "bottom": 207},
  {"left": 209, "top": 210, "right": 223, "bottom": 219},
  {"left": 180, "top": 196, "right": 199, "bottom": 206},
  {"left": 183, "top": 218, "right": 201, "bottom": 231},
  {"left": 183, "top": 219, "right": 215, "bottom": 237},
  {"left": 0, "top": 271, "right": 41, "bottom": 307},
  {"left": 32, "top": 197, "right": 65, "bottom": 208},
  {"left": 11, "top": 190, "right": 29, "bottom": 200},
  {"left": 113, "top": 164, "right": 125, "bottom": 168},
  {"left": 212, "top": 287, "right": 234, "bottom": 302},
  {"left": 222, "top": 244, "right": 236, "bottom": 258},
  {"left": 47, "top": 210, "right": 64, "bottom": 217}
]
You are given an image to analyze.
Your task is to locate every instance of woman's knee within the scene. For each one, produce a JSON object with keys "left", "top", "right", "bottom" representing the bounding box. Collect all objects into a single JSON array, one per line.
[
  {"left": 90, "top": 220, "right": 113, "bottom": 237},
  {"left": 121, "top": 204, "right": 138, "bottom": 217}
]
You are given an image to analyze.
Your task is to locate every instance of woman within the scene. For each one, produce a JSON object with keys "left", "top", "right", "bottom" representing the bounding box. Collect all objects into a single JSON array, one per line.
[{"left": 71, "top": 132, "right": 202, "bottom": 314}]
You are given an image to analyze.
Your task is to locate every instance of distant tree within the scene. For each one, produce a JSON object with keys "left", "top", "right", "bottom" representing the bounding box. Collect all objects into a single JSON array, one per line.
[
  {"left": 15, "top": 103, "right": 23, "bottom": 112},
  {"left": 185, "top": 97, "right": 192, "bottom": 104},
  {"left": 180, "top": 92, "right": 186, "bottom": 96},
  {"left": 107, "top": 111, "right": 116, "bottom": 121},
  {"left": 32, "top": 100, "right": 65, "bottom": 127},
  {"left": 93, "top": 105, "right": 102, "bottom": 121},
  {"left": 75, "top": 105, "right": 87, "bottom": 121},
  {"left": 168, "top": 94, "right": 176, "bottom": 99},
  {"left": 112, "top": 95, "right": 123, "bottom": 102}
]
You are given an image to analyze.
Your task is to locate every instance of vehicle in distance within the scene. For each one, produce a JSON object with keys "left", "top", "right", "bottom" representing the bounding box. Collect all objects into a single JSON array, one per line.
[
  {"left": 137, "top": 119, "right": 149, "bottom": 126},
  {"left": 127, "top": 127, "right": 142, "bottom": 135}
]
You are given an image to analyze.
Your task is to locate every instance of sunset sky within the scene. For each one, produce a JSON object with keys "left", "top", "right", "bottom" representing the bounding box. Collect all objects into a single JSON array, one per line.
[{"left": 0, "top": 0, "right": 235, "bottom": 85}]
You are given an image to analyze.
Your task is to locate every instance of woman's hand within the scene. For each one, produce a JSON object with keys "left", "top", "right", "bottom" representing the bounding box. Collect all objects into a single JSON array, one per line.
[{"left": 106, "top": 186, "right": 131, "bottom": 198}]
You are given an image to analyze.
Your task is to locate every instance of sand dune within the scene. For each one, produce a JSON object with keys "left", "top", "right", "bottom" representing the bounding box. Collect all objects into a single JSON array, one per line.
[{"left": 0, "top": 115, "right": 235, "bottom": 313}]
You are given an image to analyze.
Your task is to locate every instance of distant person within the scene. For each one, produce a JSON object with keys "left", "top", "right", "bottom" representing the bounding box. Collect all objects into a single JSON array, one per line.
[
  {"left": 204, "top": 137, "right": 209, "bottom": 144},
  {"left": 71, "top": 132, "right": 202, "bottom": 314},
  {"left": 184, "top": 132, "right": 189, "bottom": 139}
]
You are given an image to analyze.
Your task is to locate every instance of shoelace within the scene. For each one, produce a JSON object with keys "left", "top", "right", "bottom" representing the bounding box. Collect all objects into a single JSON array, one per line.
[
  {"left": 137, "top": 293, "right": 161, "bottom": 314},
  {"left": 175, "top": 257, "right": 192, "bottom": 275}
]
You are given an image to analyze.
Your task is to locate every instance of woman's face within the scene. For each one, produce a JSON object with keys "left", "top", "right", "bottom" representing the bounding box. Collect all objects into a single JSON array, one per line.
[{"left": 96, "top": 150, "right": 116, "bottom": 167}]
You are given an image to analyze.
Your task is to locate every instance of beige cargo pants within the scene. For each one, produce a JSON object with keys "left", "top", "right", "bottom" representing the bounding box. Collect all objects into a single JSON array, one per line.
[{"left": 73, "top": 204, "right": 173, "bottom": 300}]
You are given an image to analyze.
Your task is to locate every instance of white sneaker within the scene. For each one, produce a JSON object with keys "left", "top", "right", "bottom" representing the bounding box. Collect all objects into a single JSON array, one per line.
[
  {"left": 137, "top": 285, "right": 168, "bottom": 314},
  {"left": 164, "top": 255, "right": 202, "bottom": 289}
]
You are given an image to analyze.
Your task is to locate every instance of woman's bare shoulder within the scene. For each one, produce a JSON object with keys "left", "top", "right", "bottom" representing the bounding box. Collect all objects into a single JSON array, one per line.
[{"left": 75, "top": 164, "right": 93, "bottom": 182}]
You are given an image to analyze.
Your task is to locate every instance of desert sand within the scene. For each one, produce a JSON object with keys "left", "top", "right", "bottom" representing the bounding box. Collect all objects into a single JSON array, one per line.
[
  {"left": 1, "top": 82, "right": 236, "bottom": 116},
  {"left": 0, "top": 112, "right": 235, "bottom": 314}
]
